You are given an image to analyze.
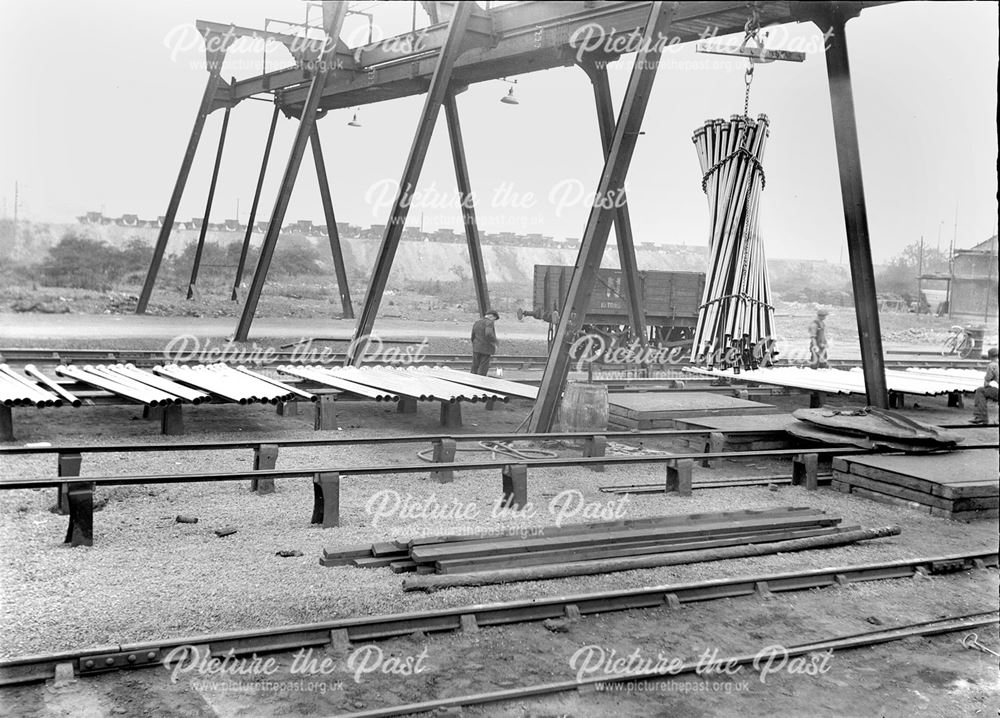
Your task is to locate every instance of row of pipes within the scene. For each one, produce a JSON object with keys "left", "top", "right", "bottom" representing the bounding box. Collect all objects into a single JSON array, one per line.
[
  {"left": 0, "top": 364, "right": 80, "bottom": 408},
  {"left": 276, "top": 365, "right": 507, "bottom": 404}
]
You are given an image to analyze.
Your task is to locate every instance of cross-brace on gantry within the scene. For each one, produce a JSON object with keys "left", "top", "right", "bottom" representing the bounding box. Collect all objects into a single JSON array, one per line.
[{"left": 137, "top": 1, "right": 893, "bottom": 430}]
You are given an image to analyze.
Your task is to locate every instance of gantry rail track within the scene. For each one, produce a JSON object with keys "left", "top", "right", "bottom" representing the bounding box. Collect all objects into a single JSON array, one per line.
[{"left": 0, "top": 551, "right": 994, "bottom": 687}]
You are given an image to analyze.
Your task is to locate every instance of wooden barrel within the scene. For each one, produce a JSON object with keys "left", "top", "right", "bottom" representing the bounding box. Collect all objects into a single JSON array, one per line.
[{"left": 558, "top": 382, "right": 609, "bottom": 432}]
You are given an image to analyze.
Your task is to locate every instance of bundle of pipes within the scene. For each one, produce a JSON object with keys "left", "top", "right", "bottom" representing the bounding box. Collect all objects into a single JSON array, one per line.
[
  {"left": 277, "top": 365, "right": 397, "bottom": 401},
  {"left": 55, "top": 365, "right": 183, "bottom": 407},
  {"left": 153, "top": 363, "right": 314, "bottom": 404},
  {"left": 346, "top": 366, "right": 503, "bottom": 403},
  {"left": 0, "top": 364, "right": 63, "bottom": 407},
  {"left": 690, "top": 114, "right": 775, "bottom": 369}
]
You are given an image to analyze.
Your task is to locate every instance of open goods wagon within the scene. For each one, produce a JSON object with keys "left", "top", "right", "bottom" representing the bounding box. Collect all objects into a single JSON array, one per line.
[{"left": 520, "top": 265, "right": 706, "bottom": 345}]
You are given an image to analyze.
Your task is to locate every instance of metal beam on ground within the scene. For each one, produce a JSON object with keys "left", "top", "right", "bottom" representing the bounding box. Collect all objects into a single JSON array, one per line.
[
  {"left": 806, "top": 2, "right": 889, "bottom": 408},
  {"left": 136, "top": 73, "right": 227, "bottom": 313},
  {"left": 187, "top": 106, "right": 231, "bottom": 299},
  {"left": 348, "top": 3, "right": 475, "bottom": 364},
  {"left": 528, "top": 2, "right": 676, "bottom": 432},
  {"left": 232, "top": 104, "right": 280, "bottom": 301},
  {"left": 581, "top": 59, "right": 647, "bottom": 345},
  {"left": 444, "top": 91, "right": 490, "bottom": 316},
  {"left": 233, "top": 1, "right": 349, "bottom": 342},
  {"left": 310, "top": 124, "right": 354, "bottom": 318}
]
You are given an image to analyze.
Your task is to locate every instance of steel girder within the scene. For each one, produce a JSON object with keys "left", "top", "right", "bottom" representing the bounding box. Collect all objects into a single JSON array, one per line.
[
  {"left": 347, "top": 3, "right": 477, "bottom": 364},
  {"left": 234, "top": 1, "right": 350, "bottom": 342},
  {"left": 528, "top": 1, "right": 678, "bottom": 432}
]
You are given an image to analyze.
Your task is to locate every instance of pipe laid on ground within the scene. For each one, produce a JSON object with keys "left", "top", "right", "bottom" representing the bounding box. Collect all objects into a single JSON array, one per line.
[{"left": 402, "top": 525, "right": 902, "bottom": 592}]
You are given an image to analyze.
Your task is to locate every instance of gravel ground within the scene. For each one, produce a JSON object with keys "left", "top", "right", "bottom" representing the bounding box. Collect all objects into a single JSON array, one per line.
[{"left": 0, "top": 395, "right": 996, "bottom": 661}]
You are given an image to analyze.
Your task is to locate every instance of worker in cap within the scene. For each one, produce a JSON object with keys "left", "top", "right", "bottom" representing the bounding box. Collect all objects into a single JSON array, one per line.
[
  {"left": 808, "top": 307, "right": 829, "bottom": 369},
  {"left": 471, "top": 309, "right": 500, "bottom": 375},
  {"left": 971, "top": 347, "right": 999, "bottom": 424}
]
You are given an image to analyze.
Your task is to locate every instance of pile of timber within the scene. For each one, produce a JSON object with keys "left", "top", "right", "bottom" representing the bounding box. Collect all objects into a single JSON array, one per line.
[
  {"left": 832, "top": 450, "right": 999, "bottom": 522},
  {"left": 788, "top": 407, "right": 964, "bottom": 450},
  {"left": 321, "top": 508, "right": 901, "bottom": 591}
]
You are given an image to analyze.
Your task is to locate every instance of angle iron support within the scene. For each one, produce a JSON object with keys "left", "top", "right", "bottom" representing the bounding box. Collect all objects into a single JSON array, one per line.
[
  {"left": 348, "top": 2, "right": 475, "bottom": 364},
  {"left": 234, "top": 1, "right": 350, "bottom": 341},
  {"left": 233, "top": 104, "right": 281, "bottom": 300},
  {"left": 310, "top": 124, "right": 355, "bottom": 318},
  {"left": 581, "top": 59, "right": 647, "bottom": 346},
  {"left": 137, "top": 72, "right": 227, "bottom": 313},
  {"left": 528, "top": 2, "right": 677, "bottom": 432},
  {"left": 187, "top": 105, "right": 232, "bottom": 299},
  {"left": 444, "top": 91, "right": 490, "bottom": 317},
  {"left": 806, "top": 2, "right": 888, "bottom": 408}
]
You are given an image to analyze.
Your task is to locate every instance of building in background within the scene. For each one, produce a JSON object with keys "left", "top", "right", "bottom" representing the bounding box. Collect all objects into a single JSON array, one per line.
[{"left": 949, "top": 235, "right": 998, "bottom": 323}]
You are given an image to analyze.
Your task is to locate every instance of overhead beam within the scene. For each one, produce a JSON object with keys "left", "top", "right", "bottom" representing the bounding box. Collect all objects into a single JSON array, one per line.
[
  {"left": 228, "top": 2, "right": 831, "bottom": 110},
  {"left": 232, "top": 104, "right": 280, "bottom": 301},
  {"left": 801, "top": 1, "right": 888, "bottom": 408},
  {"left": 528, "top": 1, "right": 677, "bottom": 432},
  {"left": 581, "top": 59, "right": 647, "bottom": 345},
  {"left": 187, "top": 106, "right": 231, "bottom": 300},
  {"left": 348, "top": 3, "right": 476, "bottom": 364},
  {"left": 444, "top": 91, "right": 490, "bottom": 317},
  {"left": 310, "top": 124, "right": 355, "bottom": 318},
  {"left": 234, "top": 1, "right": 350, "bottom": 341}
]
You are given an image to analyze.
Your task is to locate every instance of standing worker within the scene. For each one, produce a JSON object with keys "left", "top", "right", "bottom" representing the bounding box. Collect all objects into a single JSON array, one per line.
[
  {"left": 471, "top": 309, "right": 500, "bottom": 375},
  {"left": 808, "top": 307, "right": 829, "bottom": 369},
  {"left": 971, "top": 347, "right": 999, "bottom": 424}
]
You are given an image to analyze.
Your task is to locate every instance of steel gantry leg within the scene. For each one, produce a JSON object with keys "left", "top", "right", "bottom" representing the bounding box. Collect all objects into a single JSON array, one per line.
[
  {"left": 233, "top": 104, "right": 280, "bottom": 301},
  {"left": 528, "top": 1, "right": 676, "bottom": 432},
  {"left": 187, "top": 106, "right": 231, "bottom": 299},
  {"left": 444, "top": 91, "right": 490, "bottom": 317},
  {"left": 137, "top": 73, "right": 226, "bottom": 313},
  {"left": 234, "top": 1, "right": 349, "bottom": 342},
  {"left": 581, "top": 60, "right": 647, "bottom": 346},
  {"left": 348, "top": 3, "right": 475, "bottom": 364},
  {"left": 802, "top": 2, "right": 888, "bottom": 408},
  {"left": 310, "top": 124, "right": 355, "bottom": 318}
]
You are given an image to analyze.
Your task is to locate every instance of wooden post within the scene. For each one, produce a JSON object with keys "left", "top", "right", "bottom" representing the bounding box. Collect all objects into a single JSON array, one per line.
[
  {"left": 314, "top": 395, "right": 337, "bottom": 430},
  {"left": 440, "top": 402, "right": 462, "bottom": 428},
  {"left": 665, "top": 459, "right": 693, "bottom": 496},
  {"left": 251, "top": 443, "right": 279, "bottom": 494},
  {"left": 702, "top": 432, "right": 725, "bottom": 468},
  {"left": 311, "top": 472, "right": 340, "bottom": 528},
  {"left": 0, "top": 405, "right": 13, "bottom": 442},
  {"left": 792, "top": 453, "right": 819, "bottom": 491},
  {"left": 161, "top": 405, "right": 184, "bottom": 435},
  {"left": 582, "top": 435, "right": 607, "bottom": 473},
  {"left": 56, "top": 452, "right": 83, "bottom": 515},
  {"left": 277, "top": 400, "right": 299, "bottom": 416},
  {"left": 431, "top": 438, "right": 457, "bottom": 483},
  {"left": 64, "top": 482, "right": 95, "bottom": 547},
  {"left": 501, "top": 464, "right": 528, "bottom": 510}
]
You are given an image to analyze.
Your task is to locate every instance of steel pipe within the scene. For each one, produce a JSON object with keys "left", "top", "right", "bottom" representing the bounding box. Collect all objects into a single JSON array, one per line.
[
  {"left": 56, "top": 365, "right": 164, "bottom": 406},
  {"left": 23, "top": 365, "right": 83, "bottom": 407},
  {"left": 113, "top": 364, "right": 209, "bottom": 404},
  {"left": 0, "top": 365, "right": 61, "bottom": 407}
]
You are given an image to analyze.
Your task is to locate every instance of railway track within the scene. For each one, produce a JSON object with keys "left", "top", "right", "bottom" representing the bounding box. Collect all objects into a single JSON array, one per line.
[
  {"left": 0, "top": 347, "right": 985, "bottom": 372},
  {"left": 0, "top": 551, "right": 994, "bottom": 687}
]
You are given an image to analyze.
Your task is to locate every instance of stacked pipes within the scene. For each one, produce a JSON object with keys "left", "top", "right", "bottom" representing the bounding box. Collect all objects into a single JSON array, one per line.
[
  {"left": 56, "top": 365, "right": 183, "bottom": 407},
  {"left": 690, "top": 114, "right": 775, "bottom": 368},
  {"left": 153, "top": 363, "right": 313, "bottom": 404},
  {"left": 0, "top": 364, "right": 63, "bottom": 407}
]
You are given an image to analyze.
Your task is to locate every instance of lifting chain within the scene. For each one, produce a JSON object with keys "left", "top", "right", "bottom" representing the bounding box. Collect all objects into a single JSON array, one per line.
[{"left": 742, "top": 3, "right": 763, "bottom": 118}]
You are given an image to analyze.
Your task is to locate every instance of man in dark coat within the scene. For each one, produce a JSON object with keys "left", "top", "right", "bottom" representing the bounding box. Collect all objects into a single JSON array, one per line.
[
  {"left": 471, "top": 310, "right": 500, "bottom": 375},
  {"left": 971, "top": 347, "right": 999, "bottom": 424}
]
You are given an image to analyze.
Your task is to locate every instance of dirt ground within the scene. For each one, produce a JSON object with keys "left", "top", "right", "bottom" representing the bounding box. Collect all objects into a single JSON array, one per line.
[
  {"left": 0, "top": 386, "right": 997, "bottom": 717},
  {"left": 0, "top": 314, "right": 997, "bottom": 717}
]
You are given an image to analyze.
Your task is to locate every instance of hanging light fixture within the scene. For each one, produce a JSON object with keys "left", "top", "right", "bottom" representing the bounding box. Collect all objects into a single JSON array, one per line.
[
  {"left": 499, "top": 77, "right": 519, "bottom": 105},
  {"left": 347, "top": 108, "right": 362, "bottom": 127}
]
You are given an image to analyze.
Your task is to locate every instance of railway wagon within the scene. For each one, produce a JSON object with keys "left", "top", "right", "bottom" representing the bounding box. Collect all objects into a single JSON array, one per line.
[{"left": 522, "top": 265, "right": 706, "bottom": 344}]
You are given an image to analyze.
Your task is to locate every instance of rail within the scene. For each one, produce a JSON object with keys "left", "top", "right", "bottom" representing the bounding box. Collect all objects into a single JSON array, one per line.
[{"left": 0, "top": 551, "right": 993, "bottom": 686}]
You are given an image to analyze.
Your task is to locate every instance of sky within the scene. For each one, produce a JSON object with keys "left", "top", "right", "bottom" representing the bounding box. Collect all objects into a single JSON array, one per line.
[{"left": 0, "top": 0, "right": 996, "bottom": 263}]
